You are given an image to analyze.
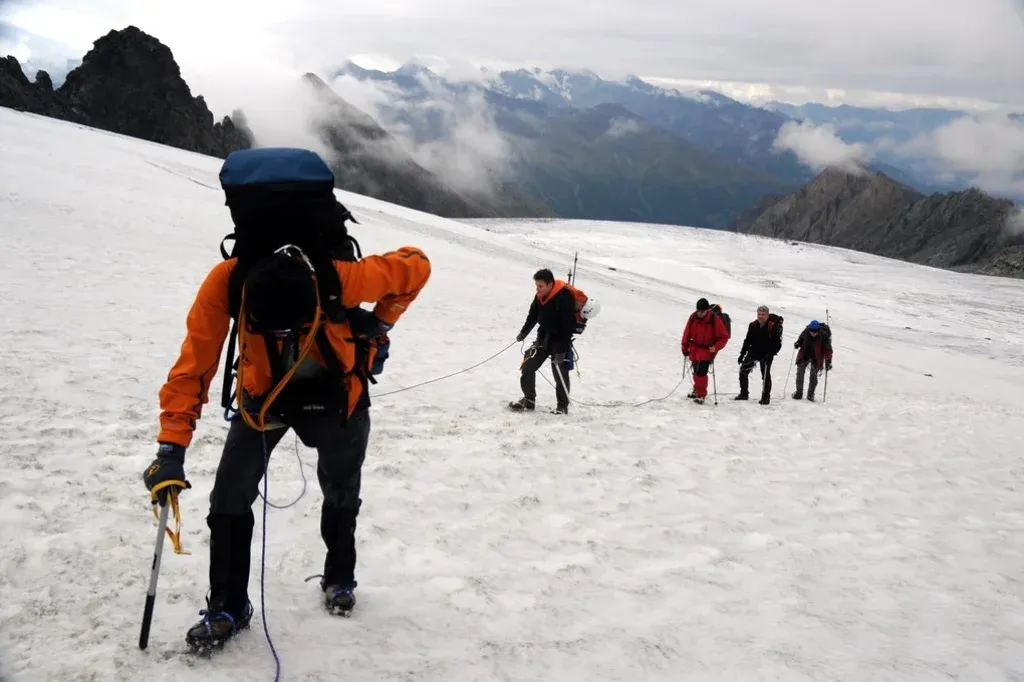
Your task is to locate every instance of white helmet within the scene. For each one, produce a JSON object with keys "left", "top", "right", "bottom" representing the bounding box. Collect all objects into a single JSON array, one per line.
[{"left": 580, "top": 298, "right": 601, "bottom": 320}]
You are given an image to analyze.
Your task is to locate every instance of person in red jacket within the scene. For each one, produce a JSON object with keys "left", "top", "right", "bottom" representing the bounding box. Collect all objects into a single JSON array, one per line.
[{"left": 680, "top": 297, "right": 730, "bottom": 404}]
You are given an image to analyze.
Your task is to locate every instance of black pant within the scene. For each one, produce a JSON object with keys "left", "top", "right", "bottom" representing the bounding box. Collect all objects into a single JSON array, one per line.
[
  {"left": 739, "top": 356, "right": 773, "bottom": 400},
  {"left": 520, "top": 345, "right": 570, "bottom": 409},
  {"left": 691, "top": 360, "right": 711, "bottom": 377},
  {"left": 795, "top": 360, "right": 821, "bottom": 398},
  {"left": 206, "top": 407, "right": 370, "bottom": 615}
]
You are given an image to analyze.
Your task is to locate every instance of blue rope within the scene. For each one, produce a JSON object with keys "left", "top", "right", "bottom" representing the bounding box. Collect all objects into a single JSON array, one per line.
[
  {"left": 225, "top": 382, "right": 309, "bottom": 510},
  {"left": 259, "top": 435, "right": 307, "bottom": 509},
  {"left": 260, "top": 430, "right": 282, "bottom": 682}
]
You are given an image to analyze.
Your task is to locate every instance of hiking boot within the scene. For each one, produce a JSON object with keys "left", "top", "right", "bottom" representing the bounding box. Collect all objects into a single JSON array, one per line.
[
  {"left": 184, "top": 598, "right": 253, "bottom": 652},
  {"left": 734, "top": 393, "right": 749, "bottom": 401},
  {"left": 507, "top": 397, "right": 535, "bottom": 412},
  {"left": 693, "top": 396, "right": 705, "bottom": 405},
  {"left": 791, "top": 391, "right": 802, "bottom": 400},
  {"left": 322, "top": 583, "right": 357, "bottom": 617},
  {"left": 807, "top": 394, "right": 815, "bottom": 402},
  {"left": 758, "top": 397, "right": 770, "bottom": 405},
  {"left": 686, "top": 390, "right": 697, "bottom": 399},
  {"left": 551, "top": 404, "right": 568, "bottom": 415}
]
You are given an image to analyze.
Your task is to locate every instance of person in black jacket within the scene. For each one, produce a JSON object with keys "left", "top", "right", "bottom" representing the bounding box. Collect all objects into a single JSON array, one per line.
[
  {"left": 736, "top": 305, "right": 784, "bottom": 405},
  {"left": 508, "top": 268, "right": 578, "bottom": 414}
]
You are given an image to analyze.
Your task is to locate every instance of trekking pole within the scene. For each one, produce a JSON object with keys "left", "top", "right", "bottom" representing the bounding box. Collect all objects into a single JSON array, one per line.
[
  {"left": 139, "top": 500, "right": 171, "bottom": 650},
  {"left": 711, "top": 362, "right": 718, "bottom": 406},
  {"left": 783, "top": 346, "right": 796, "bottom": 396},
  {"left": 551, "top": 355, "right": 572, "bottom": 408},
  {"left": 823, "top": 308, "right": 830, "bottom": 403}
]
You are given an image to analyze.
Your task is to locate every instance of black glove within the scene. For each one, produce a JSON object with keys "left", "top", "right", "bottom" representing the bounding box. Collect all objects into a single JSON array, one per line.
[
  {"left": 516, "top": 331, "right": 527, "bottom": 342},
  {"left": 143, "top": 443, "right": 191, "bottom": 505},
  {"left": 737, "top": 355, "right": 745, "bottom": 366},
  {"left": 794, "top": 341, "right": 800, "bottom": 348},
  {"left": 358, "top": 317, "right": 393, "bottom": 340},
  {"left": 826, "top": 361, "right": 833, "bottom": 371},
  {"left": 348, "top": 307, "right": 394, "bottom": 339}
]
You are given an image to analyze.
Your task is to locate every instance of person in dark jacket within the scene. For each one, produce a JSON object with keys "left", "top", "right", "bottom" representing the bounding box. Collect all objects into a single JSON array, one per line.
[
  {"left": 509, "top": 268, "right": 578, "bottom": 414},
  {"left": 793, "top": 319, "right": 833, "bottom": 401},
  {"left": 736, "top": 305, "right": 784, "bottom": 405}
]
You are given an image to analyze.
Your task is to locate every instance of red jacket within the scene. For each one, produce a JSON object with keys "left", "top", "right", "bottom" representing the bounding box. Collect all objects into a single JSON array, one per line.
[{"left": 681, "top": 310, "right": 730, "bottom": 362}]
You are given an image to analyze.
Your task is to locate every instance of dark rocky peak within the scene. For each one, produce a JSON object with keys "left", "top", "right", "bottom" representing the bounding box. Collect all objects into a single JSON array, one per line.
[
  {"left": 1, "top": 55, "right": 30, "bottom": 88},
  {"left": 34, "top": 70, "right": 54, "bottom": 91},
  {"left": 0, "top": 55, "right": 82, "bottom": 120},
  {"left": 53, "top": 26, "right": 250, "bottom": 157},
  {"left": 59, "top": 26, "right": 185, "bottom": 96},
  {"left": 734, "top": 164, "right": 1022, "bottom": 278}
]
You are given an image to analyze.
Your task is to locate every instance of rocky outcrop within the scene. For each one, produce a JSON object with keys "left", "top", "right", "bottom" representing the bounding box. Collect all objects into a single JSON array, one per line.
[
  {"left": 0, "top": 56, "right": 82, "bottom": 121},
  {"left": 56, "top": 27, "right": 250, "bottom": 156},
  {"left": 733, "top": 165, "right": 1023, "bottom": 278},
  {"left": 1, "top": 27, "right": 251, "bottom": 157}
]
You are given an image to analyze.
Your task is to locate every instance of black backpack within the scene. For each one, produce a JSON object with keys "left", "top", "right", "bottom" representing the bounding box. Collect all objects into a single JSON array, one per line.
[
  {"left": 709, "top": 303, "right": 731, "bottom": 335},
  {"left": 817, "top": 322, "right": 832, "bottom": 350},
  {"left": 215, "top": 147, "right": 376, "bottom": 420}
]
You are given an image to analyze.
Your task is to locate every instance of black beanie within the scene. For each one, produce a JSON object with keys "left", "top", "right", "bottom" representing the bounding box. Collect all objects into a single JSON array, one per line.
[
  {"left": 243, "top": 253, "right": 318, "bottom": 332},
  {"left": 696, "top": 297, "right": 710, "bottom": 311}
]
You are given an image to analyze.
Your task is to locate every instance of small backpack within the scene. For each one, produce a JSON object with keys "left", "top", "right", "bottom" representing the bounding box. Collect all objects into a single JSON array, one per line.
[
  {"left": 709, "top": 303, "right": 731, "bottom": 335},
  {"left": 817, "top": 322, "right": 832, "bottom": 350},
  {"left": 564, "top": 282, "right": 591, "bottom": 334}
]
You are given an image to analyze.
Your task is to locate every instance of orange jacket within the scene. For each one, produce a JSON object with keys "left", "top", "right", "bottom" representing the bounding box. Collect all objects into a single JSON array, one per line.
[{"left": 157, "top": 246, "right": 431, "bottom": 447}]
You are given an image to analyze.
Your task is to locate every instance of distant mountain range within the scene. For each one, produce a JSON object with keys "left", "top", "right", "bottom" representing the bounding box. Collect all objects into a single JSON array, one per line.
[
  {"left": 1, "top": 26, "right": 1020, "bottom": 278},
  {"left": 335, "top": 61, "right": 807, "bottom": 227}
]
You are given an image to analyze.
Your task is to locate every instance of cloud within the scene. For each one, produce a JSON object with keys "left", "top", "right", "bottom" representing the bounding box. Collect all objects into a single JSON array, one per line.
[
  {"left": 893, "top": 114, "right": 1024, "bottom": 198},
  {"left": 0, "top": 20, "right": 79, "bottom": 84},
  {"left": 772, "top": 120, "right": 869, "bottom": 173},
  {"left": 1007, "top": 209, "right": 1024, "bottom": 237},
  {"left": 605, "top": 117, "right": 641, "bottom": 138},
  {"left": 329, "top": 71, "right": 514, "bottom": 199},
  {"left": 4, "top": 0, "right": 1024, "bottom": 112}
]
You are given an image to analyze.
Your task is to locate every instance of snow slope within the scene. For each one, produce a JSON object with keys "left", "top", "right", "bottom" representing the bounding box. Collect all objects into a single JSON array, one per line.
[{"left": 1, "top": 106, "right": 1023, "bottom": 682}]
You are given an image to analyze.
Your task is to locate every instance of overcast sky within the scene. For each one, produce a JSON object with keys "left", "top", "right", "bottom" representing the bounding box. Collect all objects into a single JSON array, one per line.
[{"left": 2, "top": 0, "right": 1024, "bottom": 115}]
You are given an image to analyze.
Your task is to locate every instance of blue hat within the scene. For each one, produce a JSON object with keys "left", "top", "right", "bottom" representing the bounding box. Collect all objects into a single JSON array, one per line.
[{"left": 809, "top": 320, "right": 821, "bottom": 330}]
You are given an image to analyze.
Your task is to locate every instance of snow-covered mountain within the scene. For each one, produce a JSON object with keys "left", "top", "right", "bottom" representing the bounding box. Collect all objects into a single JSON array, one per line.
[
  {"left": 2, "top": 106, "right": 1023, "bottom": 681},
  {"left": 336, "top": 61, "right": 811, "bottom": 184}
]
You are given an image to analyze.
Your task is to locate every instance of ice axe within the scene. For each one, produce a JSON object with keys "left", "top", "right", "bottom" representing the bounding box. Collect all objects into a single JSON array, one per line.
[{"left": 139, "top": 500, "right": 170, "bottom": 650}]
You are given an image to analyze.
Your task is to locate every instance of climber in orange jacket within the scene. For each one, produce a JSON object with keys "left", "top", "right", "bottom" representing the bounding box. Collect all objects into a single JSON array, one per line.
[{"left": 140, "top": 147, "right": 431, "bottom": 650}]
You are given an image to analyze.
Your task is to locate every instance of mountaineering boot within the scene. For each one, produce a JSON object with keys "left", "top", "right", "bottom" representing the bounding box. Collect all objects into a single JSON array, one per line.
[
  {"left": 507, "top": 397, "right": 535, "bottom": 411},
  {"left": 184, "top": 596, "right": 253, "bottom": 651},
  {"left": 322, "top": 581, "right": 357, "bottom": 616},
  {"left": 551, "top": 404, "right": 568, "bottom": 415},
  {"left": 686, "top": 390, "right": 697, "bottom": 399},
  {"left": 734, "top": 393, "right": 749, "bottom": 401},
  {"left": 806, "top": 393, "right": 815, "bottom": 402},
  {"left": 758, "top": 396, "right": 770, "bottom": 405},
  {"left": 791, "top": 391, "right": 802, "bottom": 400},
  {"left": 693, "top": 396, "right": 705, "bottom": 405}
]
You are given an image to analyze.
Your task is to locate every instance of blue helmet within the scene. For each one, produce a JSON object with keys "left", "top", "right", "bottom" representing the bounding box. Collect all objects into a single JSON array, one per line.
[{"left": 809, "top": 320, "right": 821, "bottom": 331}]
